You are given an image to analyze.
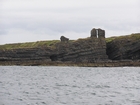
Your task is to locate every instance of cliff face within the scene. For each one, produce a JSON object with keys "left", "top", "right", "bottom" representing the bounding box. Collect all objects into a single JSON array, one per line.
[
  {"left": 0, "top": 47, "right": 52, "bottom": 62},
  {"left": 52, "top": 37, "right": 108, "bottom": 62},
  {"left": 0, "top": 28, "right": 108, "bottom": 65},
  {"left": 0, "top": 30, "right": 139, "bottom": 66},
  {"left": 106, "top": 33, "right": 140, "bottom": 60}
]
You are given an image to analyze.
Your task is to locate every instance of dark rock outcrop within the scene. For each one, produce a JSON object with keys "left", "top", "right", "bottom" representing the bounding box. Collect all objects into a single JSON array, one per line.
[
  {"left": 53, "top": 37, "right": 108, "bottom": 62},
  {"left": 106, "top": 33, "right": 140, "bottom": 60},
  {"left": 0, "top": 47, "right": 52, "bottom": 62},
  {"left": 60, "top": 36, "right": 69, "bottom": 42}
]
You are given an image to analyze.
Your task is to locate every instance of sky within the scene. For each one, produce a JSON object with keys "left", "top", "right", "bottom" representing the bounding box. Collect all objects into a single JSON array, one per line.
[{"left": 0, "top": 0, "right": 140, "bottom": 44}]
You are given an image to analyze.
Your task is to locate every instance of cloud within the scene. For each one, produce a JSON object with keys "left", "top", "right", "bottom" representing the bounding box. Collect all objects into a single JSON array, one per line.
[{"left": 0, "top": 0, "right": 140, "bottom": 44}]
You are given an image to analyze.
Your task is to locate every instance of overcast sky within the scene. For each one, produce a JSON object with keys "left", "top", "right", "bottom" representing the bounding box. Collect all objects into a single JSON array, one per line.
[{"left": 0, "top": 0, "right": 140, "bottom": 44}]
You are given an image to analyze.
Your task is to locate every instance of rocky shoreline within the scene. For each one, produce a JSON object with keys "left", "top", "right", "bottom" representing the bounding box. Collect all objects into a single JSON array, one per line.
[{"left": 0, "top": 60, "right": 140, "bottom": 67}]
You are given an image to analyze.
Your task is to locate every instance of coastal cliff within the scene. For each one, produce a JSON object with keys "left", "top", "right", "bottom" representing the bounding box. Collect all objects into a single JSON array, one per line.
[
  {"left": 106, "top": 33, "right": 140, "bottom": 60},
  {"left": 0, "top": 28, "right": 108, "bottom": 65},
  {"left": 0, "top": 29, "right": 140, "bottom": 66}
]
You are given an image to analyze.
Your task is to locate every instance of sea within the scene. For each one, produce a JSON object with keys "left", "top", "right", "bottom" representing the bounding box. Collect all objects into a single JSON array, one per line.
[{"left": 0, "top": 66, "right": 140, "bottom": 105}]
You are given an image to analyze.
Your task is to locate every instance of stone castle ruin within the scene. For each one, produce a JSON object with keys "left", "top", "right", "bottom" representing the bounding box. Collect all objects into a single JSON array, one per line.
[
  {"left": 60, "top": 28, "right": 105, "bottom": 42},
  {"left": 91, "top": 28, "right": 105, "bottom": 38}
]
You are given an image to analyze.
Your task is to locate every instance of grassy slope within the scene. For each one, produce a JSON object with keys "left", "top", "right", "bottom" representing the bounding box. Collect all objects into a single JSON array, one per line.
[
  {"left": 0, "top": 33, "right": 140, "bottom": 50},
  {"left": 0, "top": 40, "right": 60, "bottom": 50},
  {"left": 105, "top": 33, "right": 140, "bottom": 43}
]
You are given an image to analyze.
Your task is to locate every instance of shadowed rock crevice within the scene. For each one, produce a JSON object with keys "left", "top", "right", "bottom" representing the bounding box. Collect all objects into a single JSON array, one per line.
[{"left": 50, "top": 55, "right": 58, "bottom": 61}]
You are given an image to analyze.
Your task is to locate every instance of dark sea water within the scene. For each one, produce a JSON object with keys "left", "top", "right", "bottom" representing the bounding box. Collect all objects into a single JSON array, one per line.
[{"left": 0, "top": 66, "right": 140, "bottom": 105}]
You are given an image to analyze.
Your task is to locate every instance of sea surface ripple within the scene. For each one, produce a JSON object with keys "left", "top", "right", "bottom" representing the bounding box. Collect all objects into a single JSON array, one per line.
[{"left": 0, "top": 66, "right": 140, "bottom": 105}]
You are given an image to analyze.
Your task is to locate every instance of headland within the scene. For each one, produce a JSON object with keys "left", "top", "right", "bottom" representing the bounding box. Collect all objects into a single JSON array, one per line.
[{"left": 0, "top": 28, "right": 140, "bottom": 66}]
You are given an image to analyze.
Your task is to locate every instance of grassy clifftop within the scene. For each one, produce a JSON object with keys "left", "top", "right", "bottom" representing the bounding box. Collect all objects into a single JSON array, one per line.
[
  {"left": 0, "top": 33, "right": 140, "bottom": 50},
  {"left": 0, "top": 40, "right": 60, "bottom": 50},
  {"left": 105, "top": 33, "right": 140, "bottom": 43}
]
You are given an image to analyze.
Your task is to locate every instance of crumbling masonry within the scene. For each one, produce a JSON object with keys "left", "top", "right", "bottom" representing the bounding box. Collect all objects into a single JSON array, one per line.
[{"left": 91, "top": 28, "right": 105, "bottom": 38}]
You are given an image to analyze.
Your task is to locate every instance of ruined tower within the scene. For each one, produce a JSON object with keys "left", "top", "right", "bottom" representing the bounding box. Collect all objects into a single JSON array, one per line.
[
  {"left": 91, "top": 28, "right": 105, "bottom": 38},
  {"left": 91, "top": 28, "right": 97, "bottom": 38},
  {"left": 98, "top": 28, "right": 105, "bottom": 38}
]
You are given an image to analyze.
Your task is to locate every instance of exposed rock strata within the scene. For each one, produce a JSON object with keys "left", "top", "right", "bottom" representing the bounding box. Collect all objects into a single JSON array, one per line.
[
  {"left": 53, "top": 37, "right": 108, "bottom": 62},
  {"left": 106, "top": 34, "right": 140, "bottom": 60}
]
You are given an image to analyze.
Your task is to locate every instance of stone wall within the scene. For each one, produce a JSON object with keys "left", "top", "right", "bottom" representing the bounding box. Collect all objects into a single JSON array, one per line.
[{"left": 91, "top": 28, "right": 105, "bottom": 38}]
